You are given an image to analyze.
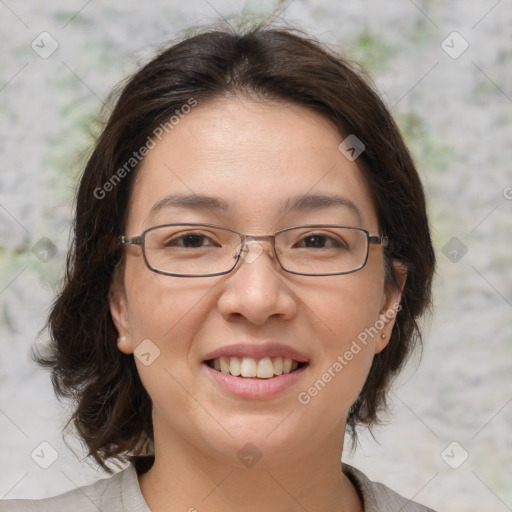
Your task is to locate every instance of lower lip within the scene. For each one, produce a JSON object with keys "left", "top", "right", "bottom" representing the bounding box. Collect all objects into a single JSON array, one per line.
[{"left": 203, "top": 363, "right": 308, "bottom": 399}]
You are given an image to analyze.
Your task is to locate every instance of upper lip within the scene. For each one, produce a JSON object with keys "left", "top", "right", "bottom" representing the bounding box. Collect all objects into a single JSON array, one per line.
[{"left": 203, "top": 342, "right": 310, "bottom": 363}]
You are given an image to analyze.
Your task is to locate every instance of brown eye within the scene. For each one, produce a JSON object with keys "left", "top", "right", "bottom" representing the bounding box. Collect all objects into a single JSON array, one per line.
[
  {"left": 162, "top": 231, "right": 221, "bottom": 249},
  {"left": 294, "top": 233, "right": 347, "bottom": 249}
]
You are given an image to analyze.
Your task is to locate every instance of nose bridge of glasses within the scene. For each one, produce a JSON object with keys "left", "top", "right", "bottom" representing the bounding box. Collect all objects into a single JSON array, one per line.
[
  {"left": 244, "top": 234, "right": 276, "bottom": 244},
  {"left": 235, "top": 234, "right": 277, "bottom": 264}
]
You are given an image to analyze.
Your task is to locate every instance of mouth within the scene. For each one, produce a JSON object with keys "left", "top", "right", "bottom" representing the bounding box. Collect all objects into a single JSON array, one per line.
[{"left": 205, "top": 356, "right": 308, "bottom": 379}]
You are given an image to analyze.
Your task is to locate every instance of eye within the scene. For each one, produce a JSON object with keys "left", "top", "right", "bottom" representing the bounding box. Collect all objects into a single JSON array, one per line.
[
  {"left": 294, "top": 232, "right": 347, "bottom": 249},
  {"left": 164, "top": 231, "right": 220, "bottom": 249}
]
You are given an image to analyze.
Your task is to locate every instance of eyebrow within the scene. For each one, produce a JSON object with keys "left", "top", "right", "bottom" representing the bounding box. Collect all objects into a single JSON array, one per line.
[
  {"left": 149, "top": 194, "right": 230, "bottom": 215},
  {"left": 149, "top": 193, "right": 362, "bottom": 222},
  {"left": 282, "top": 194, "right": 363, "bottom": 222}
]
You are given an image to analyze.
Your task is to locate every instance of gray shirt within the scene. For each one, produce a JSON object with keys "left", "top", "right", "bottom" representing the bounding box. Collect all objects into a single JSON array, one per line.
[{"left": 0, "top": 464, "right": 437, "bottom": 511}]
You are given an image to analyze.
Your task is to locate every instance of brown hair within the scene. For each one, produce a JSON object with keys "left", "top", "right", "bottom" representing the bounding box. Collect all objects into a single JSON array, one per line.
[{"left": 36, "top": 21, "right": 435, "bottom": 472}]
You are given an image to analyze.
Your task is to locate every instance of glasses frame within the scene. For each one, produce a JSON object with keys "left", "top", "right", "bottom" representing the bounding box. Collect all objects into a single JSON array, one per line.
[{"left": 118, "top": 223, "right": 388, "bottom": 278}]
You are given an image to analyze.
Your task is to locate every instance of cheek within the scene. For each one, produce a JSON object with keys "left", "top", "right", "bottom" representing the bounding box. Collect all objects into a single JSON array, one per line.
[
  {"left": 122, "top": 258, "right": 206, "bottom": 395},
  {"left": 295, "top": 271, "right": 384, "bottom": 418},
  {"left": 124, "top": 255, "right": 210, "bottom": 341},
  {"left": 310, "top": 266, "right": 384, "bottom": 348},
  {"left": 123, "top": 261, "right": 211, "bottom": 423}
]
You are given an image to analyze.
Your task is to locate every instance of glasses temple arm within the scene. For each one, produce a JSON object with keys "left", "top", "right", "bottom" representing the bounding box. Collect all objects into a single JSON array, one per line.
[
  {"left": 118, "top": 235, "right": 144, "bottom": 246},
  {"left": 369, "top": 235, "right": 388, "bottom": 247}
]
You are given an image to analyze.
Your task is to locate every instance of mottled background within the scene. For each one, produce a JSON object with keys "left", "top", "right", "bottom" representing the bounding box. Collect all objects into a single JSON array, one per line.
[{"left": 1, "top": 1, "right": 511, "bottom": 510}]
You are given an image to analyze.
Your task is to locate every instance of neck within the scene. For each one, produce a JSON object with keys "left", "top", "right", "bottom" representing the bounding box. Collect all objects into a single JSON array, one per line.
[{"left": 137, "top": 426, "right": 363, "bottom": 512}]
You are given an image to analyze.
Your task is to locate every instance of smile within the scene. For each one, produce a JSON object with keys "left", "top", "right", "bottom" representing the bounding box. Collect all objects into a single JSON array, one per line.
[{"left": 206, "top": 356, "right": 306, "bottom": 378}]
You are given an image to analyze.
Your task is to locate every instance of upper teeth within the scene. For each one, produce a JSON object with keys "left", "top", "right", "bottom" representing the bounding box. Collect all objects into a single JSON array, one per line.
[{"left": 211, "top": 357, "right": 300, "bottom": 378}]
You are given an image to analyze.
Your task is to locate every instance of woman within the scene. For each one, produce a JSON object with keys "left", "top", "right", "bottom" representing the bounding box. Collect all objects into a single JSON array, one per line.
[{"left": 1, "top": 22, "right": 436, "bottom": 512}]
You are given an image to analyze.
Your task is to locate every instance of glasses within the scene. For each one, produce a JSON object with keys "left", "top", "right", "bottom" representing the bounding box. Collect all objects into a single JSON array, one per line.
[{"left": 118, "top": 223, "right": 388, "bottom": 277}]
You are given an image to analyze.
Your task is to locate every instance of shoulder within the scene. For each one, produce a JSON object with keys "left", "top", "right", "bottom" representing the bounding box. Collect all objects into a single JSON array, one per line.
[
  {"left": 343, "top": 464, "right": 438, "bottom": 512},
  {"left": 0, "top": 465, "right": 149, "bottom": 512}
]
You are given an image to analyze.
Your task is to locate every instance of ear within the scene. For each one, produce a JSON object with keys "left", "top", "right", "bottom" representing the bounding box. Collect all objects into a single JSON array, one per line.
[
  {"left": 108, "top": 275, "right": 134, "bottom": 355},
  {"left": 374, "top": 261, "right": 407, "bottom": 354}
]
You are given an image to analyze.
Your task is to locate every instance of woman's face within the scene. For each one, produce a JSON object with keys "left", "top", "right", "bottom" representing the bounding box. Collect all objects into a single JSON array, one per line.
[{"left": 110, "top": 98, "right": 403, "bottom": 465}]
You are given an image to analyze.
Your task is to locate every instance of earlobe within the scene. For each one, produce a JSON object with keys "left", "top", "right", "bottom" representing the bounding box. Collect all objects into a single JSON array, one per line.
[
  {"left": 108, "top": 279, "right": 134, "bottom": 354},
  {"left": 116, "top": 335, "right": 133, "bottom": 354}
]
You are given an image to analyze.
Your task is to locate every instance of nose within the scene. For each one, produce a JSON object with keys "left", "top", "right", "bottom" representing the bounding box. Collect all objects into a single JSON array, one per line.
[{"left": 216, "top": 239, "right": 298, "bottom": 325}]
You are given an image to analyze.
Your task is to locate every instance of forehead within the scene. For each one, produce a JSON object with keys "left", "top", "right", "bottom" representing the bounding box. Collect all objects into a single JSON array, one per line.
[{"left": 127, "top": 98, "right": 378, "bottom": 233}]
